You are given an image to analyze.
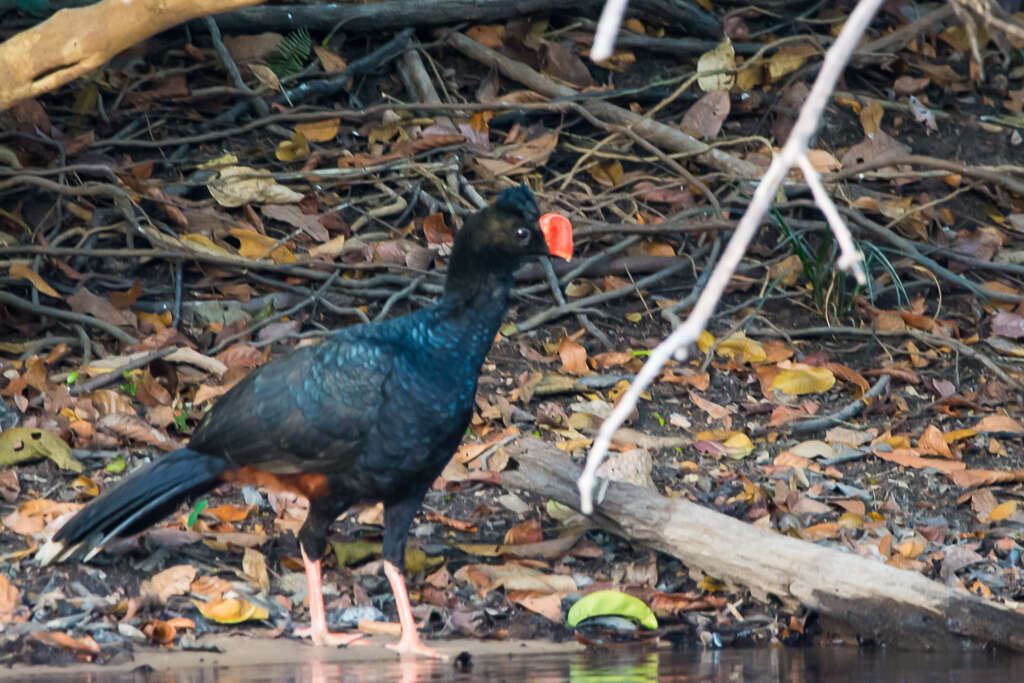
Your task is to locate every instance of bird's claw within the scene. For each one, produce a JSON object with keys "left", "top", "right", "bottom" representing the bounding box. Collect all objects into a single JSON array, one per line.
[
  {"left": 386, "top": 638, "right": 448, "bottom": 659},
  {"left": 293, "top": 625, "right": 365, "bottom": 647}
]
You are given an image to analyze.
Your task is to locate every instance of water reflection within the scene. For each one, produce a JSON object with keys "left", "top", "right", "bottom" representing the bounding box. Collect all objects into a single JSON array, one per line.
[{"left": 20, "top": 645, "right": 1024, "bottom": 682}]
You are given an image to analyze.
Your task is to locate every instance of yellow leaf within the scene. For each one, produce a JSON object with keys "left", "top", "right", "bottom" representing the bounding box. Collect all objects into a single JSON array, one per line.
[
  {"left": 181, "top": 233, "right": 228, "bottom": 253},
  {"left": 199, "top": 153, "right": 238, "bottom": 168},
  {"left": 71, "top": 475, "right": 98, "bottom": 497},
  {"left": 624, "top": 18, "right": 645, "bottom": 33},
  {"left": 716, "top": 333, "right": 767, "bottom": 364},
  {"left": 899, "top": 539, "right": 925, "bottom": 558},
  {"left": 944, "top": 428, "right": 978, "bottom": 442},
  {"left": 193, "top": 597, "right": 268, "bottom": 624},
  {"left": 859, "top": 100, "right": 884, "bottom": 136},
  {"left": 275, "top": 132, "right": 309, "bottom": 162},
  {"left": 697, "top": 329, "right": 716, "bottom": 353},
  {"left": 723, "top": 432, "right": 754, "bottom": 459},
  {"left": 838, "top": 512, "right": 864, "bottom": 529},
  {"left": 295, "top": 118, "right": 340, "bottom": 143},
  {"left": 988, "top": 500, "right": 1017, "bottom": 522},
  {"left": 768, "top": 44, "right": 818, "bottom": 82},
  {"left": 697, "top": 576, "right": 724, "bottom": 592},
  {"left": 230, "top": 228, "right": 296, "bottom": 264},
  {"left": 771, "top": 364, "right": 836, "bottom": 395},
  {"left": 735, "top": 63, "right": 763, "bottom": 91},
  {"left": 586, "top": 160, "right": 624, "bottom": 187},
  {"left": 10, "top": 263, "right": 60, "bottom": 299}
]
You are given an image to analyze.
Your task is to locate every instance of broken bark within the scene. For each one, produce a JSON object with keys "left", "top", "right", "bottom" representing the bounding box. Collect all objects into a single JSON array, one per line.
[
  {"left": 0, "top": 0, "right": 261, "bottom": 111},
  {"left": 502, "top": 437, "right": 1024, "bottom": 651}
]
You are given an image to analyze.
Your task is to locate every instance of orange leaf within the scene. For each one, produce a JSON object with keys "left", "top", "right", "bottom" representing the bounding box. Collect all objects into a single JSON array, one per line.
[
  {"left": 917, "top": 425, "right": 953, "bottom": 458},
  {"left": 206, "top": 504, "right": 253, "bottom": 523},
  {"left": 503, "top": 519, "right": 543, "bottom": 545},
  {"left": 873, "top": 447, "right": 965, "bottom": 473},
  {"left": 558, "top": 339, "right": 590, "bottom": 376}
]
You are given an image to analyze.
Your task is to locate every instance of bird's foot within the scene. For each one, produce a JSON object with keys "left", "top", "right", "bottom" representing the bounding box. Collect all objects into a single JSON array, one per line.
[
  {"left": 386, "top": 633, "right": 448, "bottom": 659},
  {"left": 294, "top": 625, "right": 365, "bottom": 647}
]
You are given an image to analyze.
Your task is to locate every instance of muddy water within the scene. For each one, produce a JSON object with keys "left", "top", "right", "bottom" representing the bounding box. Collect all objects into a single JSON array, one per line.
[{"left": 9, "top": 638, "right": 1022, "bottom": 682}]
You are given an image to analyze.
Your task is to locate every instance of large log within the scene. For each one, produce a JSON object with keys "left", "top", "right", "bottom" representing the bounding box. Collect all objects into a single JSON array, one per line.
[{"left": 501, "top": 437, "right": 1024, "bottom": 651}]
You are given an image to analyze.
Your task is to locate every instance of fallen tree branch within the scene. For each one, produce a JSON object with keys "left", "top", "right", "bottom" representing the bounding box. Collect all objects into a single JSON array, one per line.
[
  {"left": 502, "top": 437, "right": 1024, "bottom": 651},
  {"left": 0, "top": 0, "right": 261, "bottom": 111},
  {"left": 208, "top": 0, "right": 720, "bottom": 36}
]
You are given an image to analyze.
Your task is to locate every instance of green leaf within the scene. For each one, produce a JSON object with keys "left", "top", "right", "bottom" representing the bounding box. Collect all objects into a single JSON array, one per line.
[
  {"left": 105, "top": 455, "right": 126, "bottom": 473},
  {"left": 65, "top": 371, "right": 78, "bottom": 385},
  {"left": 0, "top": 427, "right": 82, "bottom": 472},
  {"left": 566, "top": 590, "right": 658, "bottom": 630},
  {"left": 330, "top": 540, "right": 442, "bottom": 574},
  {"left": 187, "top": 499, "right": 208, "bottom": 529}
]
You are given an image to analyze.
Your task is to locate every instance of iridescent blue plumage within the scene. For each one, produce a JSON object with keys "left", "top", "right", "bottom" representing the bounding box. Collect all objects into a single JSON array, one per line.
[
  {"left": 495, "top": 183, "right": 540, "bottom": 223},
  {"left": 49, "top": 186, "right": 565, "bottom": 655}
]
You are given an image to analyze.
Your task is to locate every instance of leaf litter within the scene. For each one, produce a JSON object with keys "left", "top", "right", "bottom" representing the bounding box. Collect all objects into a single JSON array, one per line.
[{"left": 3, "top": 0, "right": 1024, "bottom": 665}]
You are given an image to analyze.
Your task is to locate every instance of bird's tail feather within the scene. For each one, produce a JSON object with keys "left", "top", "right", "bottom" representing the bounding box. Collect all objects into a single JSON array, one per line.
[{"left": 40, "top": 448, "right": 227, "bottom": 565}]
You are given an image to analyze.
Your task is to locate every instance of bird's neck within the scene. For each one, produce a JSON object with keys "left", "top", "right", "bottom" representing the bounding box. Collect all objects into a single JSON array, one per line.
[{"left": 439, "top": 266, "right": 515, "bottom": 325}]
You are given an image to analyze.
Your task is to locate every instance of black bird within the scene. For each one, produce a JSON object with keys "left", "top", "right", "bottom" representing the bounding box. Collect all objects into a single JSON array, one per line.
[{"left": 41, "top": 184, "right": 572, "bottom": 658}]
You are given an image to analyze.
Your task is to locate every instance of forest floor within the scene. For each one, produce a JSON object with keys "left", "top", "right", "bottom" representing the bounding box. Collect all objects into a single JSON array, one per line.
[{"left": 3, "top": 0, "right": 1024, "bottom": 669}]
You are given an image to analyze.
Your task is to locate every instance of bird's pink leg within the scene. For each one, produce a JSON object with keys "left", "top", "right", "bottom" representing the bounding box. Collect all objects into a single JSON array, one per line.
[
  {"left": 382, "top": 560, "right": 447, "bottom": 659},
  {"left": 294, "top": 547, "right": 364, "bottom": 647}
]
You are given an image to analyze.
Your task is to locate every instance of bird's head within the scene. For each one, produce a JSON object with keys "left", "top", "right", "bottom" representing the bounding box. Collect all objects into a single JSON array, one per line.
[{"left": 451, "top": 185, "right": 573, "bottom": 273}]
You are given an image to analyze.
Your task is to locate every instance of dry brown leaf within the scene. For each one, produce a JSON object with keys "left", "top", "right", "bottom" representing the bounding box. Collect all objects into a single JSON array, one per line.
[
  {"left": 67, "top": 287, "right": 137, "bottom": 328},
  {"left": 503, "top": 519, "right": 543, "bottom": 545},
  {"left": 510, "top": 592, "right": 565, "bottom": 622},
  {"left": 873, "top": 447, "right": 966, "bottom": 473},
  {"left": 975, "top": 414, "right": 1024, "bottom": 433},
  {"left": 859, "top": 100, "right": 884, "bottom": 135},
  {"left": 680, "top": 90, "right": 730, "bottom": 140},
  {"left": 917, "top": 425, "right": 954, "bottom": 458},
  {"left": 0, "top": 574, "right": 26, "bottom": 625},
  {"left": 30, "top": 631, "right": 100, "bottom": 655},
  {"left": 190, "top": 575, "right": 231, "bottom": 600},
  {"left": 454, "top": 563, "right": 577, "bottom": 595},
  {"left": 141, "top": 564, "right": 197, "bottom": 603},
  {"left": 312, "top": 46, "right": 347, "bottom": 73},
  {"left": 424, "top": 511, "right": 477, "bottom": 532},
  {"left": 97, "top": 413, "right": 181, "bottom": 451},
  {"left": 243, "top": 548, "right": 270, "bottom": 592},
  {"left": 558, "top": 338, "right": 590, "bottom": 376},
  {"left": 947, "top": 469, "right": 1024, "bottom": 488}
]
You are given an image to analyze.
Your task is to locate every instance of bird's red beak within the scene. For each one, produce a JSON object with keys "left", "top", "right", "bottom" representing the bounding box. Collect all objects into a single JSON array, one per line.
[{"left": 539, "top": 213, "right": 573, "bottom": 260}]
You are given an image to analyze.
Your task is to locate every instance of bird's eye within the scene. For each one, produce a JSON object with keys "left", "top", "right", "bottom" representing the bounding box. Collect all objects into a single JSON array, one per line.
[{"left": 515, "top": 227, "right": 530, "bottom": 242}]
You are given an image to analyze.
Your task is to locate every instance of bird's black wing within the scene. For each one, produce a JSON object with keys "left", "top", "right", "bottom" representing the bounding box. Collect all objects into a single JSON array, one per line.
[{"left": 188, "top": 332, "right": 395, "bottom": 474}]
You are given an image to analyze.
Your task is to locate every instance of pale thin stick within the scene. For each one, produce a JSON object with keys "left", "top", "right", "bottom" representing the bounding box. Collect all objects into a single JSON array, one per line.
[
  {"left": 591, "top": 0, "right": 630, "bottom": 62},
  {"left": 578, "top": 0, "right": 883, "bottom": 514},
  {"left": 796, "top": 155, "right": 864, "bottom": 273}
]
